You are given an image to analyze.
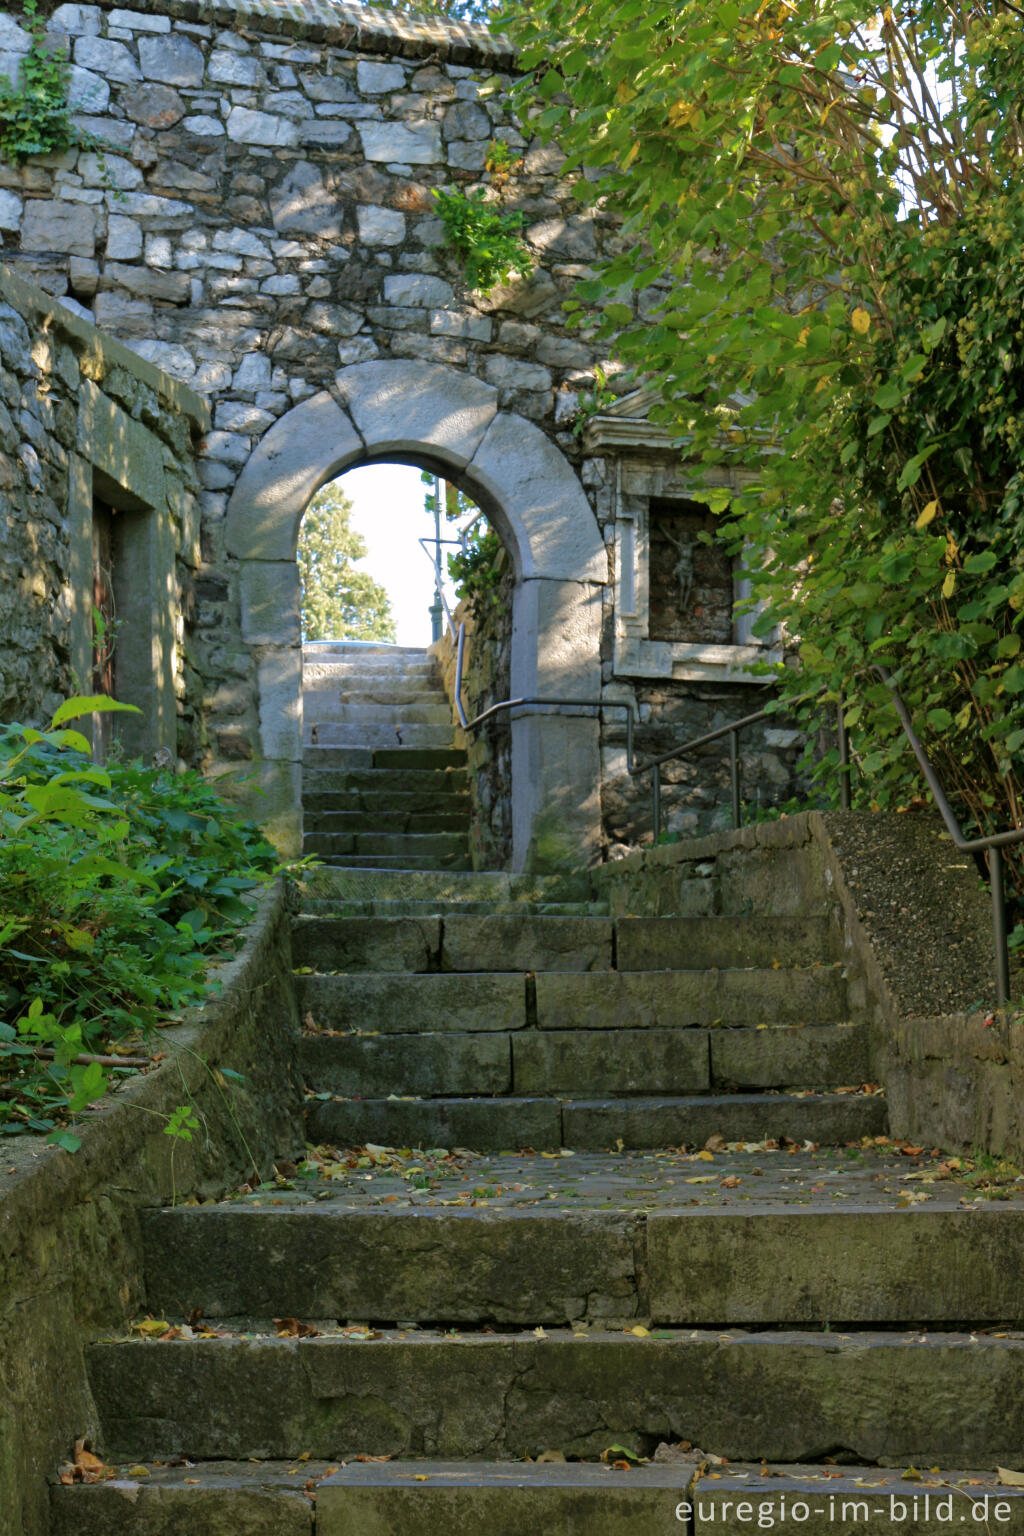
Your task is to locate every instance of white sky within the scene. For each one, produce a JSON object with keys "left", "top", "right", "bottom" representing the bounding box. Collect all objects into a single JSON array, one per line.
[{"left": 337, "top": 463, "right": 469, "bottom": 647}]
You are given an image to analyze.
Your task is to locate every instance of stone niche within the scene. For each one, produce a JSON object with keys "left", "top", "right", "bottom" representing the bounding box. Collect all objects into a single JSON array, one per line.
[{"left": 647, "top": 498, "right": 733, "bottom": 646}]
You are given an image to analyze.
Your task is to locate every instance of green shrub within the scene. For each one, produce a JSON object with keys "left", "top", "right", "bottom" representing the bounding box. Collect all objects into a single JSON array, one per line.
[
  {"left": 433, "top": 186, "right": 533, "bottom": 292},
  {"left": 0, "top": 0, "right": 98, "bottom": 164},
  {"left": 0, "top": 698, "right": 278, "bottom": 1150}
]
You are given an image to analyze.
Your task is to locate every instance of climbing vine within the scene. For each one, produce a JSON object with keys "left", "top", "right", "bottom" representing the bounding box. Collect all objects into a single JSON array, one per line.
[
  {"left": 0, "top": 0, "right": 94, "bottom": 165},
  {"left": 433, "top": 185, "right": 533, "bottom": 293}
]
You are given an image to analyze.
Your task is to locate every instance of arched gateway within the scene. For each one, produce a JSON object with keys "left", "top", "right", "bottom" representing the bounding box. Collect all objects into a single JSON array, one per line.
[{"left": 226, "top": 360, "right": 606, "bottom": 868}]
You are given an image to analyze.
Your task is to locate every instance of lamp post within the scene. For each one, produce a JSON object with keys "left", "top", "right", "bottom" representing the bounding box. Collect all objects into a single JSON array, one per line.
[{"left": 428, "top": 473, "right": 443, "bottom": 643}]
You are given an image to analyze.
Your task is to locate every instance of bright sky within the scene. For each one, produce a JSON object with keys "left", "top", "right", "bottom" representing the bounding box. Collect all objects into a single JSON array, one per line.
[{"left": 338, "top": 463, "right": 467, "bottom": 647}]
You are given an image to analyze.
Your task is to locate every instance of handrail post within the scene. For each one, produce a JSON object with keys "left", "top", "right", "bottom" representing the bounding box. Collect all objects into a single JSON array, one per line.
[
  {"left": 729, "top": 730, "right": 741, "bottom": 828},
  {"left": 991, "top": 845, "right": 1010, "bottom": 1008},
  {"left": 837, "top": 702, "right": 851, "bottom": 812},
  {"left": 652, "top": 762, "right": 661, "bottom": 844}
]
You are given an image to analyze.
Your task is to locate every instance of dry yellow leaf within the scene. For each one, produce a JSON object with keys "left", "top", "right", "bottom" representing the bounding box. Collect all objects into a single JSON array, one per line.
[
  {"left": 851, "top": 307, "right": 871, "bottom": 335},
  {"left": 915, "top": 500, "right": 938, "bottom": 529},
  {"left": 697, "top": 1149, "right": 714, "bottom": 1162},
  {"left": 997, "top": 1468, "right": 1024, "bottom": 1487},
  {"left": 942, "top": 569, "right": 956, "bottom": 599},
  {"left": 630, "top": 1325, "right": 650, "bottom": 1337}
]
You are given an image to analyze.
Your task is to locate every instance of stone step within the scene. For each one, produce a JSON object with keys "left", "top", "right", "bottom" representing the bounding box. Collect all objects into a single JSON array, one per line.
[
  {"left": 137, "top": 1146, "right": 1023, "bottom": 1325},
  {"left": 372, "top": 747, "right": 466, "bottom": 770},
  {"left": 295, "top": 969, "right": 850, "bottom": 1033},
  {"left": 302, "top": 770, "right": 469, "bottom": 798},
  {"left": 303, "top": 642, "right": 430, "bottom": 659},
  {"left": 304, "top": 810, "right": 470, "bottom": 835},
  {"left": 306, "top": 1090, "right": 886, "bottom": 1151},
  {"left": 302, "top": 832, "right": 470, "bottom": 862},
  {"left": 298, "top": 1023, "right": 868, "bottom": 1098},
  {"left": 306, "top": 701, "right": 454, "bottom": 726},
  {"left": 303, "top": 687, "right": 446, "bottom": 709},
  {"left": 305, "top": 664, "right": 440, "bottom": 687},
  {"left": 305, "top": 723, "right": 456, "bottom": 748},
  {"left": 84, "top": 1326, "right": 1013, "bottom": 1464},
  {"left": 303, "top": 747, "right": 467, "bottom": 771},
  {"left": 298, "top": 899, "right": 608, "bottom": 917},
  {"left": 292, "top": 915, "right": 614, "bottom": 972},
  {"left": 298, "top": 868, "right": 593, "bottom": 905},
  {"left": 312, "top": 853, "right": 474, "bottom": 871},
  {"left": 51, "top": 1459, "right": 1024, "bottom": 1536},
  {"left": 616, "top": 915, "right": 838, "bottom": 969}
]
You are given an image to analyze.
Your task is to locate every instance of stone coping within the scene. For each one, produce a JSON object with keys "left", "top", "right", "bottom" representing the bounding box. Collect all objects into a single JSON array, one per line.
[
  {"left": 50, "top": 0, "right": 517, "bottom": 68},
  {"left": 0, "top": 263, "right": 211, "bottom": 431}
]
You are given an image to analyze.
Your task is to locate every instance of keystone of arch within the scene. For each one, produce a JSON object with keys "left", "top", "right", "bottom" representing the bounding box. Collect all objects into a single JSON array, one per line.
[{"left": 226, "top": 360, "right": 606, "bottom": 584}]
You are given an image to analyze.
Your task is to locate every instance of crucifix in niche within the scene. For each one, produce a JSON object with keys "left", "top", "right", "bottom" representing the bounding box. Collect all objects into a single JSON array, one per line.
[{"left": 647, "top": 498, "right": 734, "bottom": 645}]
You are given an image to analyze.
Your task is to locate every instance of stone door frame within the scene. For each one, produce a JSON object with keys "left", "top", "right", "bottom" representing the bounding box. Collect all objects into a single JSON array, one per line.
[{"left": 225, "top": 359, "right": 607, "bottom": 869}]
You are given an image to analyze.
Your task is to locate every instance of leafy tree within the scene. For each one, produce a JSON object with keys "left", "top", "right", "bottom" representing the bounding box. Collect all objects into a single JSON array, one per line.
[
  {"left": 368, "top": 0, "right": 496, "bottom": 21},
  {"left": 298, "top": 483, "right": 396, "bottom": 643},
  {"left": 508, "top": 0, "right": 1024, "bottom": 885}
]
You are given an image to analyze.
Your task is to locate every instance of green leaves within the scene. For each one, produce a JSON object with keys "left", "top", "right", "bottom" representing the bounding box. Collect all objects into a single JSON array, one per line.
[{"left": 432, "top": 186, "right": 533, "bottom": 293}]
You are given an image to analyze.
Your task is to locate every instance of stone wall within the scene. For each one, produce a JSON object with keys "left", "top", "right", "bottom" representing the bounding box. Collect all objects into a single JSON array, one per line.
[
  {"left": 1, "top": 0, "right": 815, "bottom": 860},
  {"left": 0, "top": 264, "right": 207, "bottom": 760},
  {"left": 0, "top": 882, "right": 303, "bottom": 1536},
  {"left": 431, "top": 552, "right": 513, "bottom": 868}
]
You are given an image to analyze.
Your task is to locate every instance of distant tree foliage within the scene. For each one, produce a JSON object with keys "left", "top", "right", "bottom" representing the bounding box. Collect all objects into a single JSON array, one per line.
[
  {"left": 298, "top": 483, "right": 396, "bottom": 643},
  {"left": 367, "top": 0, "right": 496, "bottom": 22}
]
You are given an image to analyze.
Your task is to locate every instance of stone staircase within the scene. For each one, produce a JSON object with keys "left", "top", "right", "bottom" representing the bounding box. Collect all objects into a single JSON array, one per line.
[
  {"left": 302, "top": 643, "right": 471, "bottom": 871},
  {"left": 50, "top": 867, "right": 1024, "bottom": 1533}
]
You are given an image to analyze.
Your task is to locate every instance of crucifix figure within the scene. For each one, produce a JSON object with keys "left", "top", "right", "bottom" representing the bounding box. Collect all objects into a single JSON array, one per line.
[{"left": 662, "top": 525, "right": 696, "bottom": 614}]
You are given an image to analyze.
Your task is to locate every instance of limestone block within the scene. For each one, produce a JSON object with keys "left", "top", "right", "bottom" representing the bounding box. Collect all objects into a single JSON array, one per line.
[
  {"left": 359, "top": 120, "right": 443, "bottom": 164},
  {"left": 239, "top": 560, "right": 301, "bottom": 647},
  {"left": 213, "top": 401, "right": 275, "bottom": 435},
  {"left": 269, "top": 162, "right": 342, "bottom": 238},
  {"left": 74, "top": 35, "right": 141, "bottom": 83},
  {"left": 121, "top": 82, "right": 185, "bottom": 127},
  {"left": 113, "top": 191, "right": 195, "bottom": 224},
  {"left": 357, "top": 59, "right": 405, "bottom": 94},
  {"left": 233, "top": 354, "right": 272, "bottom": 391},
  {"left": 484, "top": 355, "right": 552, "bottom": 393},
  {"left": 214, "top": 228, "right": 272, "bottom": 258},
  {"left": 209, "top": 50, "right": 264, "bottom": 86},
  {"left": 227, "top": 107, "right": 300, "bottom": 148},
  {"left": 0, "top": 190, "right": 22, "bottom": 232},
  {"left": 335, "top": 358, "right": 498, "bottom": 470},
  {"left": 298, "top": 121, "right": 353, "bottom": 149},
  {"left": 72, "top": 113, "right": 134, "bottom": 149},
  {"left": 511, "top": 578, "right": 603, "bottom": 697},
  {"left": 77, "top": 379, "right": 165, "bottom": 510},
  {"left": 106, "top": 213, "right": 142, "bottom": 258},
  {"left": 20, "top": 200, "right": 96, "bottom": 256},
  {"left": 92, "top": 292, "right": 152, "bottom": 326},
  {"left": 469, "top": 412, "right": 606, "bottom": 583},
  {"left": 204, "top": 430, "right": 252, "bottom": 467},
  {"left": 536, "top": 334, "right": 593, "bottom": 369},
  {"left": 104, "top": 262, "right": 191, "bottom": 303},
  {"left": 138, "top": 33, "right": 205, "bottom": 87},
  {"left": 382, "top": 272, "right": 453, "bottom": 308},
  {"left": 0, "top": 14, "right": 30, "bottom": 52},
  {"left": 48, "top": 5, "right": 101, "bottom": 35},
  {"left": 108, "top": 8, "right": 170, "bottom": 31},
  {"left": 526, "top": 216, "right": 597, "bottom": 261},
  {"left": 443, "top": 100, "right": 490, "bottom": 140},
  {"left": 129, "top": 339, "right": 196, "bottom": 383},
  {"left": 357, "top": 204, "right": 406, "bottom": 246},
  {"left": 257, "top": 645, "right": 302, "bottom": 761},
  {"left": 78, "top": 150, "right": 142, "bottom": 189},
  {"left": 67, "top": 64, "right": 109, "bottom": 112},
  {"left": 183, "top": 115, "right": 224, "bottom": 136},
  {"left": 430, "top": 310, "right": 491, "bottom": 341},
  {"left": 447, "top": 140, "right": 489, "bottom": 173},
  {"left": 226, "top": 392, "right": 362, "bottom": 561}
]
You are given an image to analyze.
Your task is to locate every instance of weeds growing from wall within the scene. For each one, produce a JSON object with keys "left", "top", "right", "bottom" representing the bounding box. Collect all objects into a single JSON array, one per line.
[{"left": 0, "top": 0, "right": 96, "bottom": 165}]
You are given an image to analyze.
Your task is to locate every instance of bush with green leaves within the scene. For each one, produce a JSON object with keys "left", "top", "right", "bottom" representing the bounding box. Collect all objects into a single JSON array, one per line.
[
  {"left": 0, "top": 698, "right": 278, "bottom": 1150},
  {"left": 507, "top": 0, "right": 1024, "bottom": 900},
  {"left": 433, "top": 186, "right": 533, "bottom": 293}
]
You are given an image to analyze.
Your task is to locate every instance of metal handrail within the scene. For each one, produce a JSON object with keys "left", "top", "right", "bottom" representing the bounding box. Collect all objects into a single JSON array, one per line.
[{"left": 875, "top": 666, "right": 1024, "bottom": 1005}]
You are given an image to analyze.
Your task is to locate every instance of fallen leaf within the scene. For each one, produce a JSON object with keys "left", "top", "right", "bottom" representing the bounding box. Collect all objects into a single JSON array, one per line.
[
  {"left": 274, "top": 1318, "right": 322, "bottom": 1338},
  {"left": 131, "top": 1317, "right": 172, "bottom": 1339},
  {"left": 720, "top": 1176, "right": 742, "bottom": 1189},
  {"left": 533, "top": 1326, "right": 548, "bottom": 1339},
  {"left": 697, "top": 1150, "right": 715, "bottom": 1163},
  {"left": 705, "top": 1134, "right": 727, "bottom": 1153},
  {"left": 903, "top": 1466, "right": 922, "bottom": 1481},
  {"left": 997, "top": 1468, "right": 1024, "bottom": 1487},
  {"left": 537, "top": 1450, "right": 566, "bottom": 1463},
  {"left": 630, "top": 1325, "right": 650, "bottom": 1337}
]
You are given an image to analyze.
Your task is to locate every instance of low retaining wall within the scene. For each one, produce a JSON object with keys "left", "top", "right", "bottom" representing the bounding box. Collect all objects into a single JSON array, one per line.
[
  {"left": 0, "top": 881, "right": 303, "bottom": 1536},
  {"left": 594, "top": 811, "right": 1018, "bottom": 1158}
]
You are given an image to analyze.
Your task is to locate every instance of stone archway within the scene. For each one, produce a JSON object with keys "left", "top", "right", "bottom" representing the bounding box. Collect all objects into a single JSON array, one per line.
[{"left": 225, "top": 360, "right": 607, "bottom": 869}]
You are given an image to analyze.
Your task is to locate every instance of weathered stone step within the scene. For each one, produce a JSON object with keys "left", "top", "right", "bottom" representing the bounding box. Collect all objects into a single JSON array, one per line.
[
  {"left": 306, "top": 701, "right": 453, "bottom": 726},
  {"left": 617, "top": 916, "right": 838, "bottom": 969},
  {"left": 314, "top": 853, "right": 474, "bottom": 871},
  {"left": 304, "top": 809, "right": 470, "bottom": 835},
  {"left": 139, "top": 1191, "right": 1024, "bottom": 1327},
  {"left": 84, "top": 1327, "right": 1021, "bottom": 1464},
  {"left": 372, "top": 747, "right": 466, "bottom": 770},
  {"left": 303, "top": 687, "right": 447, "bottom": 709},
  {"left": 305, "top": 723, "right": 455, "bottom": 748},
  {"left": 303, "top": 642, "right": 430, "bottom": 659},
  {"left": 298, "top": 1024, "right": 868, "bottom": 1097},
  {"left": 299, "top": 971, "right": 528, "bottom": 1033},
  {"left": 299, "top": 868, "right": 592, "bottom": 905},
  {"left": 51, "top": 1458, "right": 1024, "bottom": 1536},
  {"left": 298, "top": 898, "right": 607, "bottom": 917},
  {"left": 303, "top": 770, "right": 469, "bottom": 798},
  {"left": 302, "top": 745, "right": 467, "bottom": 773},
  {"left": 535, "top": 966, "right": 847, "bottom": 1026},
  {"left": 306, "top": 1089, "right": 886, "bottom": 1150},
  {"left": 303, "top": 832, "right": 470, "bottom": 861},
  {"left": 293, "top": 915, "right": 613, "bottom": 972}
]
